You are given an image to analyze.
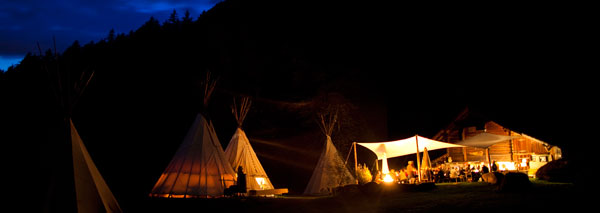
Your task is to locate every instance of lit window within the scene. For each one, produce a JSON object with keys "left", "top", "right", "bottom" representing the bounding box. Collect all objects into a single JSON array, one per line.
[
  {"left": 497, "top": 162, "right": 516, "bottom": 171},
  {"left": 255, "top": 177, "right": 266, "bottom": 189}
]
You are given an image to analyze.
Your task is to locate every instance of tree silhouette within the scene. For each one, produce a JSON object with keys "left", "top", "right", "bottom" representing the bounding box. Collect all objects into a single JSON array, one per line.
[
  {"left": 107, "top": 29, "right": 115, "bottom": 42},
  {"left": 182, "top": 10, "right": 193, "bottom": 24},
  {"left": 167, "top": 9, "right": 179, "bottom": 24}
]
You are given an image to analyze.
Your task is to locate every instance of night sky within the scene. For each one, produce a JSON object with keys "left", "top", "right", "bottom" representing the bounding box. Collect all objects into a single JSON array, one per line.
[{"left": 0, "top": 0, "right": 220, "bottom": 70}]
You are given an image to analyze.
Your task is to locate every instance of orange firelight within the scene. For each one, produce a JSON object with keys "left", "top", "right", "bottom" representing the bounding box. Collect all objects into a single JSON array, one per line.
[{"left": 383, "top": 173, "right": 394, "bottom": 183}]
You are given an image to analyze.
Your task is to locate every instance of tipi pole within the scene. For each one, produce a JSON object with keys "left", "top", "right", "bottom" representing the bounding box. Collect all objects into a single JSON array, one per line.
[
  {"left": 415, "top": 135, "right": 421, "bottom": 183},
  {"left": 353, "top": 142, "right": 358, "bottom": 184},
  {"left": 486, "top": 148, "right": 492, "bottom": 171}
]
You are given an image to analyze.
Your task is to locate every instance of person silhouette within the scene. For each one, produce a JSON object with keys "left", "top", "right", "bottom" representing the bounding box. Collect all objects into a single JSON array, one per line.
[
  {"left": 482, "top": 164, "right": 489, "bottom": 173},
  {"left": 237, "top": 166, "right": 247, "bottom": 193}
]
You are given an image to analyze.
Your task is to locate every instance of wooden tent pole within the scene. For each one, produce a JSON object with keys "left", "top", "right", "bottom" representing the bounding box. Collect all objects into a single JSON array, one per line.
[
  {"left": 508, "top": 131, "right": 514, "bottom": 162},
  {"left": 486, "top": 148, "right": 491, "bottom": 171},
  {"left": 415, "top": 135, "right": 421, "bottom": 183},
  {"left": 353, "top": 142, "right": 358, "bottom": 184}
]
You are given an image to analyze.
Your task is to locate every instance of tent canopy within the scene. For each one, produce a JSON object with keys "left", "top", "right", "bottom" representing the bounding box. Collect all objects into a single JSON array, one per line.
[
  {"left": 455, "top": 132, "right": 519, "bottom": 148},
  {"left": 357, "top": 135, "right": 465, "bottom": 160}
]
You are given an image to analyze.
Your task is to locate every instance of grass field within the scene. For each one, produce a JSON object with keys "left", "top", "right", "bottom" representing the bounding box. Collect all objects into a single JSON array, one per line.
[{"left": 140, "top": 180, "right": 582, "bottom": 212}]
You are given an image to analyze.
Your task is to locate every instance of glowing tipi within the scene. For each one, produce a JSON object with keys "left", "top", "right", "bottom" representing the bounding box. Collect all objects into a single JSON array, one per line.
[
  {"left": 224, "top": 97, "right": 274, "bottom": 192},
  {"left": 150, "top": 73, "right": 236, "bottom": 198}
]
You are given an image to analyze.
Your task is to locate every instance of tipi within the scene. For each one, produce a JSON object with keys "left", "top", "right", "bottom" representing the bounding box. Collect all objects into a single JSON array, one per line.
[
  {"left": 224, "top": 97, "right": 274, "bottom": 192},
  {"left": 150, "top": 73, "right": 236, "bottom": 198},
  {"left": 42, "top": 47, "right": 121, "bottom": 213},
  {"left": 304, "top": 109, "right": 355, "bottom": 195},
  {"left": 71, "top": 119, "right": 122, "bottom": 212}
]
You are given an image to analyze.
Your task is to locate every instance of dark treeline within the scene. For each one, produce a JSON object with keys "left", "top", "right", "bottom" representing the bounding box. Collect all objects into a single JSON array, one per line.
[{"left": 0, "top": 0, "right": 586, "bottom": 211}]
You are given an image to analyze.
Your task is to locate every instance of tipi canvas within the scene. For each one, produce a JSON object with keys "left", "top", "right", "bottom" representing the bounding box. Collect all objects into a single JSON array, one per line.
[
  {"left": 304, "top": 136, "right": 355, "bottom": 195},
  {"left": 304, "top": 110, "right": 355, "bottom": 195},
  {"left": 150, "top": 113, "right": 236, "bottom": 198},
  {"left": 225, "top": 128, "right": 274, "bottom": 191},
  {"left": 71, "top": 119, "right": 122, "bottom": 212},
  {"left": 224, "top": 97, "right": 274, "bottom": 192},
  {"left": 40, "top": 51, "right": 121, "bottom": 212}
]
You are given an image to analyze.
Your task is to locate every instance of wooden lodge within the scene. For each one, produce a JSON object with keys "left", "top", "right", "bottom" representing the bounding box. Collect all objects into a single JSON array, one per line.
[{"left": 432, "top": 108, "right": 562, "bottom": 176}]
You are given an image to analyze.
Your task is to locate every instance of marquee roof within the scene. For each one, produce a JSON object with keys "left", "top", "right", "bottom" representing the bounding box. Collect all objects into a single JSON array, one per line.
[
  {"left": 454, "top": 132, "right": 520, "bottom": 148},
  {"left": 356, "top": 135, "right": 465, "bottom": 160}
]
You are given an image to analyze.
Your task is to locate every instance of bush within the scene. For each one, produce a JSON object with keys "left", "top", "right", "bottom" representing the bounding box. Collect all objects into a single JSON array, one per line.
[
  {"left": 482, "top": 172, "right": 504, "bottom": 185},
  {"left": 499, "top": 172, "right": 531, "bottom": 192},
  {"left": 356, "top": 163, "right": 373, "bottom": 185},
  {"left": 535, "top": 159, "right": 573, "bottom": 182},
  {"left": 334, "top": 184, "right": 360, "bottom": 195},
  {"left": 360, "top": 182, "right": 381, "bottom": 195}
]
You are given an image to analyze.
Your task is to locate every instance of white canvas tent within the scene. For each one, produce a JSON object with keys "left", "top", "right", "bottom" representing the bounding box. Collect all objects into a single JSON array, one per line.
[
  {"left": 454, "top": 132, "right": 520, "bottom": 169},
  {"left": 356, "top": 135, "right": 465, "bottom": 181},
  {"left": 304, "top": 110, "right": 355, "bottom": 195},
  {"left": 304, "top": 136, "right": 356, "bottom": 195},
  {"left": 71, "top": 119, "right": 122, "bottom": 212},
  {"left": 224, "top": 97, "right": 274, "bottom": 192},
  {"left": 41, "top": 50, "right": 122, "bottom": 212},
  {"left": 357, "top": 135, "right": 465, "bottom": 159},
  {"left": 454, "top": 132, "right": 518, "bottom": 148},
  {"left": 150, "top": 113, "right": 237, "bottom": 198},
  {"left": 150, "top": 73, "right": 236, "bottom": 198},
  {"left": 225, "top": 129, "right": 274, "bottom": 191}
]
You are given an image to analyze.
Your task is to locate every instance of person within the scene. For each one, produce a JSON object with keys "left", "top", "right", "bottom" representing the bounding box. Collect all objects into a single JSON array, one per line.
[
  {"left": 406, "top": 161, "right": 416, "bottom": 183},
  {"left": 237, "top": 166, "right": 247, "bottom": 194},
  {"left": 428, "top": 169, "right": 434, "bottom": 182},
  {"left": 436, "top": 169, "right": 444, "bottom": 183},
  {"left": 449, "top": 167, "right": 458, "bottom": 182},
  {"left": 399, "top": 169, "right": 407, "bottom": 184},
  {"left": 482, "top": 164, "right": 489, "bottom": 173},
  {"left": 459, "top": 167, "right": 466, "bottom": 182},
  {"left": 491, "top": 161, "right": 498, "bottom": 172}
]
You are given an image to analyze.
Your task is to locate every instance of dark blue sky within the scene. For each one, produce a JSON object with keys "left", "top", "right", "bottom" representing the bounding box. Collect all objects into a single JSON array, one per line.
[{"left": 0, "top": 0, "right": 220, "bottom": 71}]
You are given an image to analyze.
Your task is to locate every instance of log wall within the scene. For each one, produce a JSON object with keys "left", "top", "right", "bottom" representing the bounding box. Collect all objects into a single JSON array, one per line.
[{"left": 440, "top": 121, "right": 550, "bottom": 163}]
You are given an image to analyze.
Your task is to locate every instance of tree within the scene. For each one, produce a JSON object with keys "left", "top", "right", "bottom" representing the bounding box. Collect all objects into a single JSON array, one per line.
[
  {"left": 108, "top": 29, "right": 115, "bottom": 42},
  {"left": 137, "top": 17, "right": 160, "bottom": 34},
  {"left": 167, "top": 9, "right": 179, "bottom": 24},
  {"left": 182, "top": 10, "right": 193, "bottom": 24}
]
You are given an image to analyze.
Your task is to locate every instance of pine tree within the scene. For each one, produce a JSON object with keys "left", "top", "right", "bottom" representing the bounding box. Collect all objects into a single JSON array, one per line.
[
  {"left": 167, "top": 9, "right": 179, "bottom": 24},
  {"left": 182, "top": 10, "right": 193, "bottom": 23},
  {"left": 108, "top": 29, "right": 115, "bottom": 42}
]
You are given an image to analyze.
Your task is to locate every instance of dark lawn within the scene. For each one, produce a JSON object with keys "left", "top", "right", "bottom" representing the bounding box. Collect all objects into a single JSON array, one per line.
[{"left": 138, "top": 180, "right": 581, "bottom": 212}]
